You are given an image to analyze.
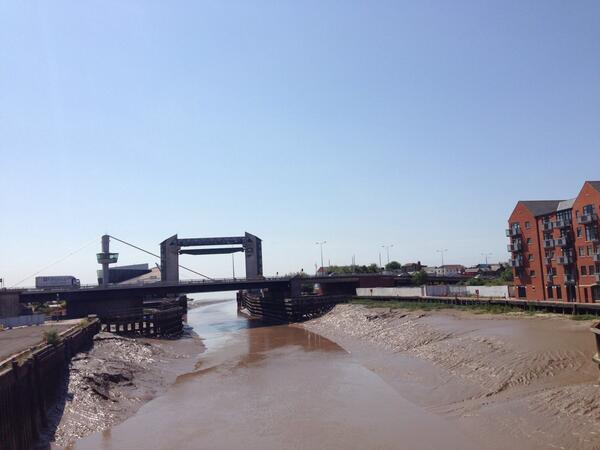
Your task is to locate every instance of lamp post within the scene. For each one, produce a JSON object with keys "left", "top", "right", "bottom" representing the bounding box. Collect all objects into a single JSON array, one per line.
[
  {"left": 436, "top": 249, "right": 448, "bottom": 266},
  {"left": 381, "top": 244, "right": 394, "bottom": 265},
  {"left": 231, "top": 253, "right": 236, "bottom": 279},
  {"left": 481, "top": 253, "right": 493, "bottom": 265},
  {"left": 316, "top": 241, "right": 327, "bottom": 276}
]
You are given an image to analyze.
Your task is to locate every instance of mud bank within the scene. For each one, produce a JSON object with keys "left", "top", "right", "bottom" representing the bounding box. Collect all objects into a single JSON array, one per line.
[
  {"left": 303, "top": 304, "right": 600, "bottom": 450},
  {"left": 37, "top": 330, "right": 204, "bottom": 449}
]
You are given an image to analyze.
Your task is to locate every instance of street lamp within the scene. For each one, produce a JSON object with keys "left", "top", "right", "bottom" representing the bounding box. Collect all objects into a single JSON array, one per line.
[
  {"left": 436, "top": 249, "right": 448, "bottom": 266},
  {"left": 481, "top": 253, "right": 493, "bottom": 265},
  {"left": 316, "top": 241, "right": 327, "bottom": 276},
  {"left": 381, "top": 244, "right": 394, "bottom": 265}
]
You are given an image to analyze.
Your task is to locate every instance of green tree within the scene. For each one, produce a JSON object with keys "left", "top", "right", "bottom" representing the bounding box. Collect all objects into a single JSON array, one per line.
[
  {"left": 385, "top": 261, "right": 402, "bottom": 271},
  {"left": 412, "top": 270, "right": 428, "bottom": 285},
  {"left": 500, "top": 267, "right": 514, "bottom": 282}
]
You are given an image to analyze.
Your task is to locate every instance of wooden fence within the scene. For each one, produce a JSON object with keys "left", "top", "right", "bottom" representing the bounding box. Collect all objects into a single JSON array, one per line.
[{"left": 0, "top": 319, "right": 101, "bottom": 450}]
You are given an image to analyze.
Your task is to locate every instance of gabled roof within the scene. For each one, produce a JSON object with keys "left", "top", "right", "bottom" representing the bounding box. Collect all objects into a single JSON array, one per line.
[
  {"left": 520, "top": 200, "right": 563, "bottom": 217},
  {"left": 587, "top": 181, "right": 600, "bottom": 193}
]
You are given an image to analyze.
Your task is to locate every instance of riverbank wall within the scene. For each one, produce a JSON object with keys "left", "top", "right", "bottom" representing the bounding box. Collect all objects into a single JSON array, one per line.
[{"left": 0, "top": 318, "right": 101, "bottom": 450}]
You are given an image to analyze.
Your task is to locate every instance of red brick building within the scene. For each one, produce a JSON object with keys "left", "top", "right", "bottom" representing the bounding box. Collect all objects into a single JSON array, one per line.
[{"left": 507, "top": 181, "right": 600, "bottom": 302}]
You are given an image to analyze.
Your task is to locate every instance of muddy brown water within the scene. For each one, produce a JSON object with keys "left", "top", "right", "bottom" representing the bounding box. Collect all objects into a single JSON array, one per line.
[
  {"left": 69, "top": 301, "right": 600, "bottom": 450},
  {"left": 70, "top": 300, "right": 488, "bottom": 450}
]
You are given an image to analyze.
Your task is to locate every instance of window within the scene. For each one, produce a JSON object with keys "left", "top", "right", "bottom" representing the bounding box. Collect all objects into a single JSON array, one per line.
[
  {"left": 527, "top": 238, "right": 533, "bottom": 244},
  {"left": 577, "top": 227, "right": 582, "bottom": 238},
  {"left": 556, "top": 286, "right": 562, "bottom": 299},
  {"left": 588, "top": 245, "right": 594, "bottom": 256},
  {"left": 581, "top": 266, "right": 587, "bottom": 276},
  {"left": 525, "top": 221, "right": 531, "bottom": 229},
  {"left": 557, "top": 210, "right": 572, "bottom": 221},
  {"left": 590, "top": 265, "right": 595, "bottom": 275},
  {"left": 585, "top": 225, "right": 599, "bottom": 241},
  {"left": 583, "top": 204, "right": 595, "bottom": 215},
  {"left": 530, "top": 270, "right": 536, "bottom": 277},
  {"left": 528, "top": 254, "right": 534, "bottom": 261},
  {"left": 579, "top": 247, "right": 585, "bottom": 256},
  {"left": 547, "top": 286, "right": 553, "bottom": 299}
]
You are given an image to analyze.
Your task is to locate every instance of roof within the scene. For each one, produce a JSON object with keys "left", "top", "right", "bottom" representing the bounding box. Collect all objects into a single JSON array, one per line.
[
  {"left": 588, "top": 181, "right": 600, "bottom": 193},
  {"left": 520, "top": 200, "right": 563, "bottom": 217},
  {"left": 557, "top": 198, "right": 575, "bottom": 211}
]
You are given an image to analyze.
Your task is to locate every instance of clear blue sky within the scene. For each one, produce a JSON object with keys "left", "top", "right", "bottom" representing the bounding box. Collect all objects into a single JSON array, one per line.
[{"left": 1, "top": 1, "right": 599, "bottom": 286}]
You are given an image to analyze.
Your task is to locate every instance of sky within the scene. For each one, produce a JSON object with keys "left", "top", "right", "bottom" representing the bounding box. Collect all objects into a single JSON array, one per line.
[{"left": 1, "top": 1, "right": 599, "bottom": 286}]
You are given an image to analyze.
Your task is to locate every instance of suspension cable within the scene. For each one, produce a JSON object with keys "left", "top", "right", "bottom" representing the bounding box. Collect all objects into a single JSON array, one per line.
[
  {"left": 10, "top": 237, "right": 99, "bottom": 288},
  {"left": 108, "top": 235, "right": 214, "bottom": 280}
]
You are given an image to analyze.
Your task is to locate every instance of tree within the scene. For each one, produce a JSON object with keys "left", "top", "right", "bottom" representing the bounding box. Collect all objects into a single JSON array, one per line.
[
  {"left": 385, "top": 261, "right": 402, "bottom": 271},
  {"left": 500, "top": 267, "right": 514, "bottom": 282},
  {"left": 412, "top": 270, "right": 428, "bottom": 285}
]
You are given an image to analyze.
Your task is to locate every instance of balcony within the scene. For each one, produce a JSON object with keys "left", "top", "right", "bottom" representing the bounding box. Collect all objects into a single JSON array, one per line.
[
  {"left": 564, "top": 274, "right": 576, "bottom": 285},
  {"left": 554, "top": 219, "right": 571, "bottom": 228},
  {"left": 577, "top": 213, "right": 598, "bottom": 225},
  {"left": 555, "top": 237, "right": 570, "bottom": 248},
  {"left": 543, "top": 239, "right": 555, "bottom": 249},
  {"left": 507, "top": 242, "right": 522, "bottom": 252},
  {"left": 557, "top": 255, "right": 573, "bottom": 265},
  {"left": 542, "top": 222, "right": 554, "bottom": 231},
  {"left": 544, "top": 257, "right": 553, "bottom": 265},
  {"left": 509, "top": 257, "right": 523, "bottom": 268},
  {"left": 506, "top": 228, "right": 520, "bottom": 238}
]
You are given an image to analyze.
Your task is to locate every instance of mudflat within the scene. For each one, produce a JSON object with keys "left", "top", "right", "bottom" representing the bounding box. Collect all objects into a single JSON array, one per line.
[{"left": 303, "top": 304, "right": 600, "bottom": 450}]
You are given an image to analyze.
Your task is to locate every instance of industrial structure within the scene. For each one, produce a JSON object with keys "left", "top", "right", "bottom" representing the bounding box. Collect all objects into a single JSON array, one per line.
[
  {"left": 507, "top": 181, "right": 600, "bottom": 302},
  {"left": 160, "top": 232, "right": 262, "bottom": 282}
]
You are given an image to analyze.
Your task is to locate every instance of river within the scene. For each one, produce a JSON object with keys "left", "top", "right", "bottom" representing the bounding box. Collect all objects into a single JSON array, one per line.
[{"left": 71, "top": 300, "right": 487, "bottom": 449}]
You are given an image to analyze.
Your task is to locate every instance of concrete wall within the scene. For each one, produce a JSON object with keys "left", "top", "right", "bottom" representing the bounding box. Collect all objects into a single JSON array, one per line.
[
  {"left": 465, "top": 286, "right": 510, "bottom": 298},
  {"left": 0, "top": 314, "right": 45, "bottom": 328},
  {"left": 356, "top": 287, "right": 424, "bottom": 297},
  {"left": 356, "top": 285, "right": 510, "bottom": 299},
  {"left": 424, "top": 285, "right": 449, "bottom": 297}
]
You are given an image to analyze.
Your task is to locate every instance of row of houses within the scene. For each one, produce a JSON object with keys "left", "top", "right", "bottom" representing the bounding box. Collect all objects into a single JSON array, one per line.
[{"left": 403, "top": 262, "right": 508, "bottom": 278}]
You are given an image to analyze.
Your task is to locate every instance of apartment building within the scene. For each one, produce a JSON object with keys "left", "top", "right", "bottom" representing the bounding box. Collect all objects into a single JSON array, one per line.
[{"left": 507, "top": 181, "right": 600, "bottom": 302}]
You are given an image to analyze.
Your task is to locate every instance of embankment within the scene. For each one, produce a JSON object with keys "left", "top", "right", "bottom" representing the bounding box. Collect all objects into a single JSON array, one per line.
[
  {"left": 39, "top": 328, "right": 204, "bottom": 448},
  {"left": 303, "top": 304, "right": 600, "bottom": 450},
  {"left": 0, "top": 319, "right": 100, "bottom": 450}
]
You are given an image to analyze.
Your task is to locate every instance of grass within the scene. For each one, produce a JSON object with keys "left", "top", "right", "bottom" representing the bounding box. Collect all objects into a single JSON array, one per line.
[
  {"left": 43, "top": 329, "right": 61, "bottom": 346},
  {"left": 349, "top": 298, "right": 600, "bottom": 321}
]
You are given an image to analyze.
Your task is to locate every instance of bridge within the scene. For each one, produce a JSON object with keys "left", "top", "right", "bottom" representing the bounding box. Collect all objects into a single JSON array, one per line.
[{"left": 1, "top": 231, "right": 468, "bottom": 324}]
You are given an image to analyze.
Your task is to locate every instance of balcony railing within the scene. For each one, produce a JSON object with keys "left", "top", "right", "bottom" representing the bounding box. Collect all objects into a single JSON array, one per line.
[
  {"left": 509, "top": 258, "right": 523, "bottom": 268},
  {"left": 555, "top": 237, "right": 570, "bottom": 247},
  {"left": 544, "top": 257, "right": 553, "bottom": 265},
  {"left": 554, "top": 219, "right": 571, "bottom": 228},
  {"left": 557, "top": 255, "right": 573, "bottom": 265},
  {"left": 543, "top": 239, "right": 555, "bottom": 249},
  {"left": 564, "top": 274, "right": 576, "bottom": 284},
  {"left": 578, "top": 213, "right": 598, "bottom": 225},
  {"left": 506, "top": 228, "right": 520, "bottom": 237},
  {"left": 543, "top": 222, "right": 554, "bottom": 231},
  {"left": 507, "top": 242, "right": 522, "bottom": 252},
  {"left": 589, "top": 235, "right": 600, "bottom": 243}
]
